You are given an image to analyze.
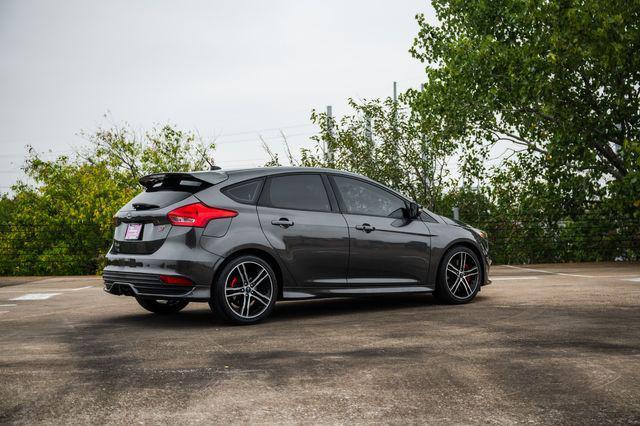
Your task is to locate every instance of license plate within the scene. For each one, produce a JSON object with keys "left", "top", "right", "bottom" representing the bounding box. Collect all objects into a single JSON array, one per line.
[{"left": 124, "top": 223, "right": 143, "bottom": 240}]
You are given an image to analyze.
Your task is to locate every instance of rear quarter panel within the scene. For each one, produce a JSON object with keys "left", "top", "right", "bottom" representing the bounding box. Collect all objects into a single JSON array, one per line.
[{"left": 195, "top": 186, "right": 297, "bottom": 290}]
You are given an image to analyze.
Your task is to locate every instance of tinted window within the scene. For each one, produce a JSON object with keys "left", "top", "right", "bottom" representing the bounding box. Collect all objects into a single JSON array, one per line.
[
  {"left": 333, "top": 176, "right": 406, "bottom": 217},
  {"left": 223, "top": 179, "right": 263, "bottom": 204},
  {"left": 265, "top": 174, "right": 331, "bottom": 212},
  {"left": 126, "top": 191, "right": 192, "bottom": 210}
]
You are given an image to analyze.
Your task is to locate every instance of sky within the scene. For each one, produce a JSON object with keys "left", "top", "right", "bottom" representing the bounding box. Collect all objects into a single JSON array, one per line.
[{"left": 0, "top": 0, "right": 436, "bottom": 191}]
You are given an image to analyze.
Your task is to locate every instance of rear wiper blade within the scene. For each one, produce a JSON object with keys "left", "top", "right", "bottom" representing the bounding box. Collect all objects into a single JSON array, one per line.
[{"left": 132, "top": 203, "right": 160, "bottom": 211}]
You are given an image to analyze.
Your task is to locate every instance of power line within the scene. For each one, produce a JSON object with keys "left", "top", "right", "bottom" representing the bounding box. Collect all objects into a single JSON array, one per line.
[
  {"left": 0, "top": 128, "right": 318, "bottom": 156},
  {"left": 214, "top": 123, "right": 315, "bottom": 138},
  {"left": 0, "top": 123, "right": 317, "bottom": 148},
  {"left": 215, "top": 131, "right": 316, "bottom": 146},
  {"left": 0, "top": 150, "right": 73, "bottom": 158}
]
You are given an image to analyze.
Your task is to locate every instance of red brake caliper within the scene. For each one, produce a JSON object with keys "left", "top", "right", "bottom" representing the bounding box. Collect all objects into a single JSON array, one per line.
[{"left": 230, "top": 276, "right": 238, "bottom": 288}]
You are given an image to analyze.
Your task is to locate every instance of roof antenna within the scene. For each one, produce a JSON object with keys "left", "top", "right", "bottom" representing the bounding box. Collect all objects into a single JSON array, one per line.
[{"left": 210, "top": 165, "right": 222, "bottom": 171}]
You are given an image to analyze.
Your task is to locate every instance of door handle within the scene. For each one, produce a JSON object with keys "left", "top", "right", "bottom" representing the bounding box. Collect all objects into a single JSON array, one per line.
[
  {"left": 271, "top": 218, "right": 294, "bottom": 228},
  {"left": 355, "top": 223, "right": 375, "bottom": 233}
]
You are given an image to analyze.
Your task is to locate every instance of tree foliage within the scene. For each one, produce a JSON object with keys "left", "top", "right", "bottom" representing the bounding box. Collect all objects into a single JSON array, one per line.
[
  {"left": 407, "top": 0, "right": 640, "bottom": 262},
  {"left": 410, "top": 0, "right": 639, "bottom": 183},
  {"left": 0, "top": 124, "right": 216, "bottom": 275},
  {"left": 295, "top": 97, "right": 458, "bottom": 210}
]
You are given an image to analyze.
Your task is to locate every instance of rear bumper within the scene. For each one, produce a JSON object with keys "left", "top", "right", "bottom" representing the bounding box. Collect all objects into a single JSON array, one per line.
[
  {"left": 103, "top": 272, "right": 212, "bottom": 301},
  {"left": 103, "top": 245, "right": 223, "bottom": 301},
  {"left": 104, "top": 271, "right": 199, "bottom": 299}
]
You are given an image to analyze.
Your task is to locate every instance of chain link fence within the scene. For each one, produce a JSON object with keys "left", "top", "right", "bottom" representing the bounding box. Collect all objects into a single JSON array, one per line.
[{"left": 1, "top": 219, "right": 638, "bottom": 276}]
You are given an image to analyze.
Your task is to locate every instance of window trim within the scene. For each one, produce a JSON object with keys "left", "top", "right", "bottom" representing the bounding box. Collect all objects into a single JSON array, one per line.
[
  {"left": 328, "top": 174, "right": 409, "bottom": 219},
  {"left": 221, "top": 177, "right": 265, "bottom": 205},
  {"left": 258, "top": 172, "right": 335, "bottom": 213},
  {"left": 320, "top": 173, "right": 340, "bottom": 213},
  {"left": 420, "top": 211, "right": 439, "bottom": 223}
]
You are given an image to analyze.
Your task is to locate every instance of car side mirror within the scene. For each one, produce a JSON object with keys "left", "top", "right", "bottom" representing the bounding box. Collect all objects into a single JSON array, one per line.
[{"left": 405, "top": 202, "right": 420, "bottom": 220}]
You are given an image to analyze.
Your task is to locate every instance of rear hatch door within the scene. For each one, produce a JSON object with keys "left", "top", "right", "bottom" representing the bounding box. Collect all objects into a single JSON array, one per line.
[{"left": 112, "top": 171, "right": 228, "bottom": 254}]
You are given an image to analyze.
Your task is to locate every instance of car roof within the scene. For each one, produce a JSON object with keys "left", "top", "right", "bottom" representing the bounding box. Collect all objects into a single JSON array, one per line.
[
  {"left": 138, "top": 167, "right": 372, "bottom": 187},
  {"left": 223, "top": 166, "right": 369, "bottom": 181}
]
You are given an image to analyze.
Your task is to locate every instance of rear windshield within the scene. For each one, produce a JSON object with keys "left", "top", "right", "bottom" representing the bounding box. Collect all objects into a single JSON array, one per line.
[
  {"left": 122, "top": 176, "right": 214, "bottom": 211},
  {"left": 124, "top": 190, "right": 194, "bottom": 210}
]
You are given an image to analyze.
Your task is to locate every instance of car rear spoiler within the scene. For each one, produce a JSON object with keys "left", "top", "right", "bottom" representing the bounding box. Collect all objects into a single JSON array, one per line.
[{"left": 139, "top": 171, "right": 229, "bottom": 189}]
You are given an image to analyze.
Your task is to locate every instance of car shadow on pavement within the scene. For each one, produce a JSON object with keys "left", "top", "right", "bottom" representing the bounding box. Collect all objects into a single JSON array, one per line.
[
  {"left": 102, "top": 294, "right": 440, "bottom": 328},
  {"left": 270, "top": 294, "right": 437, "bottom": 322},
  {"left": 104, "top": 309, "right": 222, "bottom": 328}
]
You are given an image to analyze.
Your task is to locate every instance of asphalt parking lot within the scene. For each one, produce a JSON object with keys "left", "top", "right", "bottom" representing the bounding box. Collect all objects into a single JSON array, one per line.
[{"left": 1, "top": 263, "right": 639, "bottom": 425}]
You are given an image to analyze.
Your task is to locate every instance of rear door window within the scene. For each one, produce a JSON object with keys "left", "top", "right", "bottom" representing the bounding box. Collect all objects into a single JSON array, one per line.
[{"left": 262, "top": 174, "right": 331, "bottom": 212}]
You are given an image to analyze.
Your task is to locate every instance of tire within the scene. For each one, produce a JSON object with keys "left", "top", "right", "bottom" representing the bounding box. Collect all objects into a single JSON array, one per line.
[
  {"left": 209, "top": 255, "right": 278, "bottom": 325},
  {"left": 136, "top": 297, "right": 189, "bottom": 314},
  {"left": 434, "top": 246, "right": 481, "bottom": 304}
]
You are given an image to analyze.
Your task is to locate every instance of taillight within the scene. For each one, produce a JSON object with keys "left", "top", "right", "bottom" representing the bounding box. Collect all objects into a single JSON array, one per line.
[
  {"left": 167, "top": 202, "right": 237, "bottom": 228},
  {"left": 159, "top": 275, "right": 194, "bottom": 285}
]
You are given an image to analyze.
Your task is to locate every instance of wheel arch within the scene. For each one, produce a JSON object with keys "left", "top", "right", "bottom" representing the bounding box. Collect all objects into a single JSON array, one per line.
[
  {"left": 212, "top": 246, "right": 286, "bottom": 300},
  {"left": 436, "top": 239, "right": 486, "bottom": 288}
]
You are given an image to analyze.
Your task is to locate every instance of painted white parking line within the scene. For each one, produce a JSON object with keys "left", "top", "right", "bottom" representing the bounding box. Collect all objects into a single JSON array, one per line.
[
  {"left": 0, "top": 304, "right": 17, "bottom": 307},
  {"left": 10, "top": 293, "right": 62, "bottom": 301},
  {"left": 36, "top": 277, "right": 98, "bottom": 283},
  {"left": 503, "top": 265, "right": 594, "bottom": 278},
  {"left": 0, "top": 286, "right": 95, "bottom": 294},
  {"left": 624, "top": 277, "right": 640, "bottom": 282},
  {"left": 596, "top": 274, "right": 640, "bottom": 277},
  {"left": 491, "top": 276, "right": 540, "bottom": 281},
  {"left": 70, "top": 286, "right": 94, "bottom": 291}
]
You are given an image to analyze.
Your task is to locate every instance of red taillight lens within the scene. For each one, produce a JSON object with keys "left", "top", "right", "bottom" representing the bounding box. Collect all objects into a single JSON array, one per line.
[
  {"left": 167, "top": 203, "right": 237, "bottom": 228},
  {"left": 159, "top": 275, "right": 194, "bottom": 286}
]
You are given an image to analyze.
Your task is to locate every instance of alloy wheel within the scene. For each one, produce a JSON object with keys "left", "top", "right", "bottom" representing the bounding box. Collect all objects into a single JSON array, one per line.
[
  {"left": 224, "top": 261, "right": 274, "bottom": 319},
  {"left": 445, "top": 251, "right": 479, "bottom": 300}
]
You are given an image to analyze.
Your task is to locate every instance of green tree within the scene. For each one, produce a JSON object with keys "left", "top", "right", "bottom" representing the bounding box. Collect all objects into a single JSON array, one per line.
[
  {"left": 293, "top": 97, "right": 458, "bottom": 210},
  {"left": 0, "top": 124, "right": 216, "bottom": 276},
  {"left": 409, "top": 0, "right": 640, "bottom": 214}
]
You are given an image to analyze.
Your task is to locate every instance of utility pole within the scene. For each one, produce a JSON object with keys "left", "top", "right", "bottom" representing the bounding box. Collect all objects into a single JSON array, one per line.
[
  {"left": 326, "top": 105, "right": 334, "bottom": 165},
  {"left": 419, "top": 83, "right": 431, "bottom": 209},
  {"left": 364, "top": 114, "right": 374, "bottom": 167},
  {"left": 452, "top": 207, "right": 460, "bottom": 221},
  {"left": 392, "top": 81, "right": 398, "bottom": 147}
]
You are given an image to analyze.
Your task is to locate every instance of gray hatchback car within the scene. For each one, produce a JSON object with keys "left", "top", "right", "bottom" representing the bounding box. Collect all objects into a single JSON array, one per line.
[{"left": 104, "top": 167, "right": 491, "bottom": 324}]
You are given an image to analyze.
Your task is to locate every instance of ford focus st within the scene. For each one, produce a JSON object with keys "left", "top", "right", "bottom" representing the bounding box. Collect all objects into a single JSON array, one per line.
[{"left": 104, "top": 167, "right": 491, "bottom": 324}]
